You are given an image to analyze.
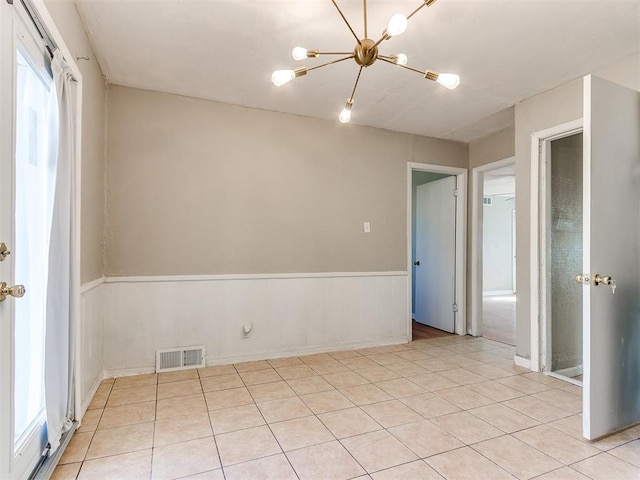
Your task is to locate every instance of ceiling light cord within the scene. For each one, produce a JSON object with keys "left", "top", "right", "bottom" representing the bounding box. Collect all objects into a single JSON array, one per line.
[{"left": 363, "top": 0, "right": 368, "bottom": 39}]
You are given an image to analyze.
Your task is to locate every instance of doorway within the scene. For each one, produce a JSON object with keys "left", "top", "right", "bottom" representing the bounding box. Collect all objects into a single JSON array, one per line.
[
  {"left": 408, "top": 163, "right": 467, "bottom": 338},
  {"left": 470, "top": 158, "right": 516, "bottom": 344}
]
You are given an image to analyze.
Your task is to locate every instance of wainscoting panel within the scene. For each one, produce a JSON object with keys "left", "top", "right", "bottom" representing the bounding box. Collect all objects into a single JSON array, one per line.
[
  {"left": 102, "top": 273, "right": 409, "bottom": 376},
  {"left": 80, "top": 278, "right": 106, "bottom": 412}
]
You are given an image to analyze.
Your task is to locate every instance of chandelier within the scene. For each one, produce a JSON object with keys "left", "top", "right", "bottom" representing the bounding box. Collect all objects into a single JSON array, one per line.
[{"left": 271, "top": 0, "right": 460, "bottom": 124}]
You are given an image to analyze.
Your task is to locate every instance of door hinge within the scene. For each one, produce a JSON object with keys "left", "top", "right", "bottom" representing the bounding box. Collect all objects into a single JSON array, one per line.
[
  {"left": 452, "top": 303, "right": 458, "bottom": 312},
  {"left": 453, "top": 189, "right": 459, "bottom": 197}
]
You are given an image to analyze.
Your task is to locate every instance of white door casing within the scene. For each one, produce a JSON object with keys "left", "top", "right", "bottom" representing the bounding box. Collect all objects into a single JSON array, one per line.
[{"left": 414, "top": 176, "right": 456, "bottom": 333}]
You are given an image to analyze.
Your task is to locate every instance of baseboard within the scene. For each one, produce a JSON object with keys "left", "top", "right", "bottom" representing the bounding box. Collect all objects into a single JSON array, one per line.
[
  {"left": 104, "top": 337, "right": 409, "bottom": 378},
  {"left": 81, "top": 374, "right": 104, "bottom": 417},
  {"left": 552, "top": 365, "right": 583, "bottom": 378},
  {"left": 514, "top": 355, "right": 531, "bottom": 370},
  {"left": 483, "top": 290, "right": 515, "bottom": 296}
]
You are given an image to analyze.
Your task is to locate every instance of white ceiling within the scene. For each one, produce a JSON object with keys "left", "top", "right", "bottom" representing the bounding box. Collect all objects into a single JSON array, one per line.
[
  {"left": 484, "top": 164, "right": 515, "bottom": 196},
  {"left": 74, "top": 0, "right": 640, "bottom": 143}
]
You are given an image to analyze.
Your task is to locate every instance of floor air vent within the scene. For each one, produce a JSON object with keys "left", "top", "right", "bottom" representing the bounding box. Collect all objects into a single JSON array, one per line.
[{"left": 156, "top": 345, "right": 206, "bottom": 373}]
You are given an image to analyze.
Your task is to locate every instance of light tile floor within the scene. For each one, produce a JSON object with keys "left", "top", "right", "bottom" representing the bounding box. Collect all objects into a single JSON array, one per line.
[{"left": 52, "top": 336, "right": 640, "bottom": 480}]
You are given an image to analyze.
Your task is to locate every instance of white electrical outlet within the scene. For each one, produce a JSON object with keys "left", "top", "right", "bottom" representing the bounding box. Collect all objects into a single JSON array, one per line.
[{"left": 364, "top": 222, "right": 371, "bottom": 233}]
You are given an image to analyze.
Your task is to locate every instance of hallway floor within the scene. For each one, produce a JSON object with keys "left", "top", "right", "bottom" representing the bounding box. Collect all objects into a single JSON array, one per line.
[
  {"left": 483, "top": 294, "right": 516, "bottom": 346},
  {"left": 53, "top": 335, "right": 640, "bottom": 480}
]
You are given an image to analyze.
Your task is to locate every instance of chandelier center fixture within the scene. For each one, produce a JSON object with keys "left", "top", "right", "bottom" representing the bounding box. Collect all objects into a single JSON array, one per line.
[{"left": 271, "top": 0, "right": 460, "bottom": 124}]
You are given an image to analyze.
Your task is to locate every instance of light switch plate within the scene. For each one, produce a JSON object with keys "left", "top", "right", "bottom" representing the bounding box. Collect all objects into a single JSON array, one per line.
[{"left": 364, "top": 222, "right": 371, "bottom": 233}]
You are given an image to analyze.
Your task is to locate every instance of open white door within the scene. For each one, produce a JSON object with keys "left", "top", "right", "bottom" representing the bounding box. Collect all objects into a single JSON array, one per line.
[
  {"left": 583, "top": 75, "right": 640, "bottom": 440},
  {"left": 414, "top": 176, "right": 456, "bottom": 333}
]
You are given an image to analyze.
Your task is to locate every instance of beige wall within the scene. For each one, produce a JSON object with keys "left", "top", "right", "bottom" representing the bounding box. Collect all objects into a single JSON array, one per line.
[
  {"left": 45, "top": 0, "right": 106, "bottom": 284},
  {"left": 105, "top": 85, "right": 467, "bottom": 276},
  {"left": 469, "top": 125, "right": 515, "bottom": 169},
  {"left": 514, "top": 52, "right": 640, "bottom": 359}
]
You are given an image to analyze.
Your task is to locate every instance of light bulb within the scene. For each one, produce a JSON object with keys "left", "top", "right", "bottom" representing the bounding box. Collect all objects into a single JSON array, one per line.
[
  {"left": 436, "top": 73, "right": 460, "bottom": 90},
  {"left": 387, "top": 13, "right": 408, "bottom": 36},
  {"left": 292, "top": 47, "right": 308, "bottom": 61},
  {"left": 339, "top": 99, "right": 354, "bottom": 124},
  {"left": 271, "top": 70, "right": 296, "bottom": 86},
  {"left": 394, "top": 53, "right": 408, "bottom": 65}
]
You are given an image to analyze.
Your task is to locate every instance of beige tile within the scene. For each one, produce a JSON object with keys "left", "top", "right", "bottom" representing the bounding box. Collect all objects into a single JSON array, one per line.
[
  {"left": 374, "top": 378, "right": 426, "bottom": 398},
  {"left": 275, "top": 364, "right": 316, "bottom": 380},
  {"left": 533, "top": 388, "right": 583, "bottom": 414},
  {"left": 234, "top": 360, "right": 271, "bottom": 372},
  {"left": 239, "top": 368, "right": 282, "bottom": 386},
  {"left": 533, "top": 466, "right": 591, "bottom": 479},
  {"left": 431, "top": 411, "right": 503, "bottom": 444},
  {"left": 436, "top": 386, "right": 494, "bottom": 410},
  {"left": 268, "top": 356, "right": 303, "bottom": 368},
  {"left": 467, "top": 380, "right": 525, "bottom": 402},
  {"left": 112, "top": 373, "right": 157, "bottom": 390},
  {"left": 181, "top": 469, "right": 225, "bottom": 480},
  {"left": 224, "top": 453, "right": 297, "bottom": 480},
  {"left": 371, "top": 460, "right": 444, "bottom": 480},
  {"left": 473, "top": 434, "right": 562, "bottom": 479},
  {"left": 51, "top": 462, "right": 81, "bottom": 480},
  {"left": 409, "top": 373, "right": 460, "bottom": 392},
  {"left": 610, "top": 439, "right": 640, "bottom": 467},
  {"left": 572, "top": 452, "right": 640, "bottom": 480},
  {"left": 152, "top": 437, "right": 221, "bottom": 480},
  {"left": 395, "top": 349, "right": 432, "bottom": 361},
  {"left": 521, "top": 372, "right": 569, "bottom": 388},
  {"left": 341, "top": 430, "right": 418, "bottom": 473},
  {"left": 366, "top": 353, "right": 406, "bottom": 366},
  {"left": 98, "top": 401, "right": 156, "bottom": 429},
  {"left": 286, "top": 376, "right": 334, "bottom": 395},
  {"left": 216, "top": 425, "right": 281, "bottom": 466},
  {"left": 438, "top": 368, "right": 486, "bottom": 385},
  {"left": 59, "top": 431, "right": 93, "bottom": 464},
  {"left": 513, "top": 425, "right": 601, "bottom": 464},
  {"left": 496, "top": 375, "right": 552, "bottom": 394},
  {"left": 106, "top": 384, "right": 157, "bottom": 407},
  {"left": 400, "top": 393, "right": 460, "bottom": 418},
  {"left": 322, "top": 371, "right": 369, "bottom": 388},
  {"left": 464, "top": 364, "right": 515, "bottom": 380},
  {"left": 300, "top": 353, "right": 334, "bottom": 363},
  {"left": 308, "top": 360, "right": 350, "bottom": 375},
  {"left": 468, "top": 403, "right": 540, "bottom": 434},
  {"left": 87, "top": 384, "right": 112, "bottom": 410},
  {"left": 257, "top": 396, "right": 312, "bottom": 423},
  {"left": 154, "top": 412, "right": 213, "bottom": 447},
  {"left": 205, "top": 386, "right": 254, "bottom": 410},
  {"left": 386, "top": 362, "right": 430, "bottom": 378},
  {"left": 85, "top": 421, "right": 154, "bottom": 459},
  {"left": 157, "top": 379, "right": 202, "bottom": 399},
  {"left": 201, "top": 374, "right": 244, "bottom": 392},
  {"left": 156, "top": 392, "right": 208, "bottom": 419},
  {"left": 426, "top": 446, "right": 513, "bottom": 480},
  {"left": 158, "top": 368, "right": 199, "bottom": 383},
  {"left": 247, "top": 381, "right": 296, "bottom": 402},
  {"left": 361, "top": 400, "right": 424, "bottom": 428},
  {"left": 270, "top": 416, "right": 334, "bottom": 451},
  {"left": 339, "top": 384, "right": 393, "bottom": 406},
  {"left": 209, "top": 404, "right": 265, "bottom": 434},
  {"left": 286, "top": 440, "right": 366, "bottom": 480},
  {"left": 78, "top": 449, "right": 152, "bottom": 480},
  {"left": 388, "top": 419, "right": 463, "bottom": 458},
  {"left": 329, "top": 350, "right": 362, "bottom": 360},
  {"left": 77, "top": 409, "right": 103, "bottom": 433},
  {"left": 300, "top": 390, "right": 355, "bottom": 414},
  {"left": 317, "top": 407, "right": 382, "bottom": 439},
  {"left": 503, "top": 395, "right": 573, "bottom": 423},
  {"left": 339, "top": 356, "right": 379, "bottom": 370},
  {"left": 198, "top": 364, "right": 237, "bottom": 377},
  {"left": 356, "top": 366, "right": 401, "bottom": 383}
]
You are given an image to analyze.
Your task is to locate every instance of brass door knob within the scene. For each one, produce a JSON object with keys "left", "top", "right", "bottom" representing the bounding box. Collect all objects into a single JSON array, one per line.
[
  {"left": 0, "top": 282, "right": 25, "bottom": 302},
  {"left": 0, "top": 243, "right": 9, "bottom": 261},
  {"left": 593, "top": 274, "right": 613, "bottom": 286}
]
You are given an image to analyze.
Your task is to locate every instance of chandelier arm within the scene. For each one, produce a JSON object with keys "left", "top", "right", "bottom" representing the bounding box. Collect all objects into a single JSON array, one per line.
[
  {"left": 316, "top": 51, "right": 355, "bottom": 55},
  {"left": 407, "top": 0, "right": 437, "bottom": 20},
  {"left": 306, "top": 55, "right": 355, "bottom": 73},
  {"left": 370, "top": 34, "right": 390, "bottom": 51},
  {"left": 349, "top": 66, "right": 364, "bottom": 101},
  {"left": 378, "top": 57, "right": 426, "bottom": 75},
  {"left": 330, "top": 0, "right": 362, "bottom": 46}
]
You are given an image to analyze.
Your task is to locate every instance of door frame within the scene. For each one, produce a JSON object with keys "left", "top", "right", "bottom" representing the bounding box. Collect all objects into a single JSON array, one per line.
[
  {"left": 0, "top": 1, "right": 83, "bottom": 477},
  {"left": 529, "top": 119, "right": 583, "bottom": 372},
  {"left": 469, "top": 156, "right": 515, "bottom": 337},
  {"left": 407, "top": 163, "right": 467, "bottom": 337}
]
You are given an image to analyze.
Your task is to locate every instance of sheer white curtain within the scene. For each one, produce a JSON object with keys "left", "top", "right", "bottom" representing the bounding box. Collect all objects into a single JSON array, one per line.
[{"left": 45, "top": 49, "right": 77, "bottom": 453}]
